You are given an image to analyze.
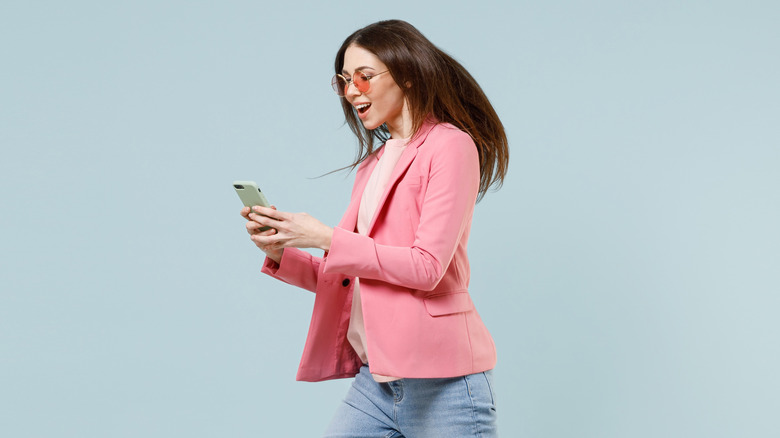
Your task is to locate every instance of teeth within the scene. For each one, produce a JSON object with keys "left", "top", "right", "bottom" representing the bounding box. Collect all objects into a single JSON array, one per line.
[{"left": 356, "top": 103, "right": 370, "bottom": 110}]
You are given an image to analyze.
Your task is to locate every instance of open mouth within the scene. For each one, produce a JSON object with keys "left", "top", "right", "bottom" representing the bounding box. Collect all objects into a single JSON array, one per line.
[{"left": 355, "top": 103, "right": 371, "bottom": 115}]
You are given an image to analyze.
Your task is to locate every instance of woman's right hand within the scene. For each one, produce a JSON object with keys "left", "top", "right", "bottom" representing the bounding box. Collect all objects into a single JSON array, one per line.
[{"left": 241, "top": 205, "right": 283, "bottom": 264}]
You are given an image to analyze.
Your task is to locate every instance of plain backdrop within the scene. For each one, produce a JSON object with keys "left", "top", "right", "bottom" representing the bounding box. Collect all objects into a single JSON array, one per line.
[{"left": 1, "top": 1, "right": 778, "bottom": 437}]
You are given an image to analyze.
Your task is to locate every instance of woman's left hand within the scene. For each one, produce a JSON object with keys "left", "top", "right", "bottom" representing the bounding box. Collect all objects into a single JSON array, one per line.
[{"left": 248, "top": 206, "right": 333, "bottom": 252}]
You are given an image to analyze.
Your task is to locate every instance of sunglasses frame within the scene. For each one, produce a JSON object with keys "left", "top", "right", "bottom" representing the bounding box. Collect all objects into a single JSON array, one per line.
[{"left": 331, "top": 70, "right": 390, "bottom": 96}]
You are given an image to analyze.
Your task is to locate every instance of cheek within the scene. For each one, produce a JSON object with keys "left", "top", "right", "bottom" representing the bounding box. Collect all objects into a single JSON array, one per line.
[
  {"left": 373, "top": 83, "right": 404, "bottom": 106},
  {"left": 378, "top": 91, "right": 405, "bottom": 114}
]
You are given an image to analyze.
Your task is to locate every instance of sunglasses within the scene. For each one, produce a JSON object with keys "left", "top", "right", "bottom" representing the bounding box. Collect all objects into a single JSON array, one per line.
[{"left": 331, "top": 70, "right": 389, "bottom": 96}]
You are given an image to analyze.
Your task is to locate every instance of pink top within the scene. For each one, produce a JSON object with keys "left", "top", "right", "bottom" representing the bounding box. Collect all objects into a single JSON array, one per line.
[{"left": 347, "top": 137, "right": 408, "bottom": 382}]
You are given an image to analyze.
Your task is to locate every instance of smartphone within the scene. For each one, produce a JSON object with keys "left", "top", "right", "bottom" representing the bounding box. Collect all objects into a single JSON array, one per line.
[{"left": 233, "top": 180, "right": 273, "bottom": 231}]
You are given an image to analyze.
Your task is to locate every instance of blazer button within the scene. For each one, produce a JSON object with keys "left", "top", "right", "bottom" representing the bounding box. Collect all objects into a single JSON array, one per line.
[{"left": 342, "top": 279, "right": 351, "bottom": 287}]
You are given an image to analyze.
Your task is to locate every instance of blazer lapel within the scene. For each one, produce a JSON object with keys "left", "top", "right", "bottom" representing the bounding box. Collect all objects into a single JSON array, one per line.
[
  {"left": 365, "top": 121, "right": 437, "bottom": 235},
  {"left": 338, "top": 151, "right": 381, "bottom": 232}
]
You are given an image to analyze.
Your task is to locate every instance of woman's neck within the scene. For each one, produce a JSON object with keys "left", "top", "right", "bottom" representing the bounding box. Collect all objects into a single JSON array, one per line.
[{"left": 386, "top": 101, "right": 414, "bottom": 139}]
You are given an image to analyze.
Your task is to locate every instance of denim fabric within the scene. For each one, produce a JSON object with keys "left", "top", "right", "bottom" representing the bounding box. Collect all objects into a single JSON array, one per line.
[{"left": 323, "top": 365, "right": 498, "bottom": 438}]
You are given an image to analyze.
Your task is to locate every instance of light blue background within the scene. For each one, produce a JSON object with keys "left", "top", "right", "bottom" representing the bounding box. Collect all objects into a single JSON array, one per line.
[{"left": 1, "top": 1, "right": 778, "bottom": 437}]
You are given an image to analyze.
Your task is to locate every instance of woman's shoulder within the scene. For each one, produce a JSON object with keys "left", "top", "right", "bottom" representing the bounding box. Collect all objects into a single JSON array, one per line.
[
  {"left": 416, "top": 122, "right": 480, "bottom": 179},
  {"left": 419, "top": 122, "right": 477, "bottom": 156},
  {"left": 424, "top": 121, "right": 474, "bottom": 144}
]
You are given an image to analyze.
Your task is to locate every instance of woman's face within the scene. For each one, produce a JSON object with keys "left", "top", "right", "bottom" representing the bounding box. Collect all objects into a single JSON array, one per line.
[{"left": 341, "top": 44, "right": 410, "bottom": 138}]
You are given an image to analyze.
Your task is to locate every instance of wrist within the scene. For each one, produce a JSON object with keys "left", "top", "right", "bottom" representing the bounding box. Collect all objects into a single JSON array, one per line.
[
  {"left": 269, "top": 248, "right": 283, "bottom": 264},
  {"left": 320, "top": 227, "right": 333, "bottom": 251}
]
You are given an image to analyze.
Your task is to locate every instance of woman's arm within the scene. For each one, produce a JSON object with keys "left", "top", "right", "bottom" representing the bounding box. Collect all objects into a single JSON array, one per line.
[
  {"left": 324, "top": 130, "right": 480, "bottom": 291},
  {"left": 246, "top": 128, "right": 479, "bottom": 292},
  {"left": 242, "top": 206, "right": 323, "bottom": 293},
  {"left": 260, "top": 247, "right": 322, "bottom": 293}
]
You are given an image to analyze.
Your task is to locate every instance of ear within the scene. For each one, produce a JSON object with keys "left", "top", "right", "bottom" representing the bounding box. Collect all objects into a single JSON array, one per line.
[{"left": 405, "top": 81, "right": 412, "bottom": 88}]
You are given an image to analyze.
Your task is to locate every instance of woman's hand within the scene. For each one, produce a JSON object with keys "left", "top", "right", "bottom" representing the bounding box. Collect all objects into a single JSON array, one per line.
[
  {"left": 244, "top": 205, "right": 333, "bottom": 254},
  {"left": 241, "top": 205, "right": 284, "bottom": 263}
]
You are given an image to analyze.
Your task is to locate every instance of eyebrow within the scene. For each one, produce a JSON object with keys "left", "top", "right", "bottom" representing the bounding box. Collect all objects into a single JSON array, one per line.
[{"left": 341, "top": 65, "right": 378, "bottom": 75}]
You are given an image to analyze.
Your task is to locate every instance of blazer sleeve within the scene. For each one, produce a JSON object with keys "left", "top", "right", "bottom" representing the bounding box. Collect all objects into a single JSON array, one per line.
[
  {"left": 261, "top": 247, "right": 321, "bottom": 293},
  {"left": 323, "top": 129, "right": 480, "bottom": 291}
]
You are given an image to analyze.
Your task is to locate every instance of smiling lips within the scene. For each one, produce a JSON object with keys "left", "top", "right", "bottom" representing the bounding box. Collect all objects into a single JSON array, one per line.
[{"left": 355, "top": 103, "right": 371, "bottom": 115}]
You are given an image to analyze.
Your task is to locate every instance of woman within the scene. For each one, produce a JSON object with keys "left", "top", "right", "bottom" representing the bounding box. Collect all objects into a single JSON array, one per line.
[{"left": 242, "top": 19, "right": 508, "bottom": 437}]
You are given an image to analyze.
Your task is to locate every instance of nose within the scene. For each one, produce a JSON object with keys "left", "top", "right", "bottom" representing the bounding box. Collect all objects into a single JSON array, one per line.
[{"left": 345, "top": 80, "right": 362, "bottom": 98}]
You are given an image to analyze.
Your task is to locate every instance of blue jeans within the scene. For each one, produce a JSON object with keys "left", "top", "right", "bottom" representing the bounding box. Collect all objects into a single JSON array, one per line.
[{"left": 323, "top": 365, "right": 498, "bottom": 438}]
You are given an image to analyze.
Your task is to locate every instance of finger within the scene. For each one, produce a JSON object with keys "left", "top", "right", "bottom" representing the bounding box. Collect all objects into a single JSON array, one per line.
[
  {"left": 252, "top": 205, "right": 288, "bottom": 221},
  {"left": 258, "top": 227, "right": 278, "bottom": 236},
  {"left": 251, "top": 233, "right": 283, "bottom": 248},
  {"left": 240, "top": 206, "right": 251, "bottom": 219},
  {"left": 248, "top": 213, "right": 279, "bottom": 229},
  {"left": 251, "top": 229, "right": 278, "bottom": 238},
  {"left": 246, "top": 221, "right": 272, "bottom": 234}
]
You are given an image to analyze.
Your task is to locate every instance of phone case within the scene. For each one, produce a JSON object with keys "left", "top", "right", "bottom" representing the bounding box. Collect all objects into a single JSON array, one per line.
[{"left": 233, "top": 181, "right": 272, "bottom": 231}]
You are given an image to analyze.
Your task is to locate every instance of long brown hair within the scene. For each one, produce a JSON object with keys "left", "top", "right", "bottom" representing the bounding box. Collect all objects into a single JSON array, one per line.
[{"left": 334, "top": 19, "right": 509, "bottom": 200}]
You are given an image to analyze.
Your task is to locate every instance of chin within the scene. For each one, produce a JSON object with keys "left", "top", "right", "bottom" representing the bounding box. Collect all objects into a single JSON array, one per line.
[{"left": 360, "top": 120, "right": 382, "bottom": 131}]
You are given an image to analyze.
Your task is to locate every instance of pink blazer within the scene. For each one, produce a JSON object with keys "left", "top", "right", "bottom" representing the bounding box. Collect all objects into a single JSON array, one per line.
[{"left": 261, "top": 120, "right": 497, "bottom": 382}]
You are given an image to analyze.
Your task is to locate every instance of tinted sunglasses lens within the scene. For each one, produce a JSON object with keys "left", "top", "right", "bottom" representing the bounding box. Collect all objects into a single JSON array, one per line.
[
  {"left": 353, "top": 72, "right": 370, "bottom": 93},
  {"left": 331, "top": 75, "right": 347, "bottom": 96}
]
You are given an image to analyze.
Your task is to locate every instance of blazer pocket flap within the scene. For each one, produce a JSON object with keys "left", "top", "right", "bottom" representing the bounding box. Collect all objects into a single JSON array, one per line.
[{"left": 424, "top": 292, "right": 474, "bottom": 316}]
